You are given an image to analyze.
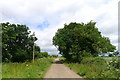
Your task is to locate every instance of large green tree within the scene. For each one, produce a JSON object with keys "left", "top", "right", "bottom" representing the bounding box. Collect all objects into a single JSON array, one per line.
[
  {"left": 2, "top": 22, "right": 40, "bottom": 62},
  {"left": 53, "top": 21, "right": 116, "bottom": 62}
]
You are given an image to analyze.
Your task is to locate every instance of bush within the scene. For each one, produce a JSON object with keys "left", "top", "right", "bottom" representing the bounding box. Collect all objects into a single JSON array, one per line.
[
  {"left": 51, "top": 55, "right": 58, "bottom": 58},
  {"left": 81, "top": 57, "right": 106, "bottom": 65},
  {"left": 108, "top": 54, "right": 113, "bottom": 57},
  {"left": 34, "top": 52, "right": 49, "bottom": 58},
  {"left": 113, "top": 51, "right": 119, "bottom": 56},
  {"left": 34, "top": 51, "right": 41, "bottom": 59},
  {"left": 107, "top": 57, "right": 120, "bottom": 78},
  {"left": 109, "top": 58, "right": 120, "bottom": 69},
  {"left": 66, "top": 57, "right": 120, "bottom": 78},
  {"left": 41, "top": 52, "right": 48, "bottom": 58}
]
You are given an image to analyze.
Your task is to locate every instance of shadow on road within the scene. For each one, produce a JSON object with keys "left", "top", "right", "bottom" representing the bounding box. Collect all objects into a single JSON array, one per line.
[{"left": 54, "top": 60, "right": 63, "bottom": 64}]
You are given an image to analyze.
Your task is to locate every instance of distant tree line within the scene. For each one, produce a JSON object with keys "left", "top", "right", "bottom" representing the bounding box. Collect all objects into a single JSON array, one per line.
[{"left": 53, "top": 21, "right": 116, "bottom": 62}]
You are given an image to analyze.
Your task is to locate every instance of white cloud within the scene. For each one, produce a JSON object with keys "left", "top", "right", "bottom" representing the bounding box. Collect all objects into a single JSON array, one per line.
[{"left": 0, "top": 0, "right": 119, "bottom": 54}]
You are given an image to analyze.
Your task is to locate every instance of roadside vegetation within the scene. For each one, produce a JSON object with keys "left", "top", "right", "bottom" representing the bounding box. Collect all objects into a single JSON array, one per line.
[
  {"left": 1, "top": 22, "right": 59, "bottom": 63},
  {"left": 2, "top": 58, "right": 53, "bottom": 78},
  {"left": 54, "top": 21, "right": 119, "bottom": 79},
  {"left": 1, "top": 22, "right": 57, "bottom": 78},
  {"left": 64, "top": 57, "right": 119, "bottom": 79},
  {"left": 53, "top": 21, "right": 116, "bottom": 63},
  {"left": 2, "top": 22, "right": 40, "bottom": 62},
  {"left": 1, "top": 21, "right": 119, "bottom": 79}
]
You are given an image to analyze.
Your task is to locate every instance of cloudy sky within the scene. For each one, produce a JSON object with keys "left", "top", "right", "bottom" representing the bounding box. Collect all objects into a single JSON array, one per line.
[{"left": 0, "top": 0, "right": 119, "bottom": 55}]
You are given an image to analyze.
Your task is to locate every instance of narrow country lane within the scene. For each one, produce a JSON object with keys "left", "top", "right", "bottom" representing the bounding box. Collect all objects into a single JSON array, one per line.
[{"left": 44, "top": 58, "right": 83, "bottom": 78}]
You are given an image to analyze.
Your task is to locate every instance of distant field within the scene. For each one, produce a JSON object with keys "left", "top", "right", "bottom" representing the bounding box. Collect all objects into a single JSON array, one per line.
[
  {"left": 65, "top": 57, "right": 119, "bottom": 79},
  {"left": 2, "top": 58, "right": 53, "bottom": 78}
]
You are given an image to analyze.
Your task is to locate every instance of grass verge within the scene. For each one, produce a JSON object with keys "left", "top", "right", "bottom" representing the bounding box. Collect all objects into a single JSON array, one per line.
[
  {"left": 2, "top": 58, "right": 53, "bottom": 78},
  {"left": 64, "top": 57, "right": 119, "bottom": 79}
]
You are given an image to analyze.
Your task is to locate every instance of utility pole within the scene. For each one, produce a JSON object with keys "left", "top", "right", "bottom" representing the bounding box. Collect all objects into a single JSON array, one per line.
[
  {"left": 33, "top": 43, "right": 35, "bottom": 63},
  {"left": 33, "top": 32, "right": 35, "bottom": 63}
]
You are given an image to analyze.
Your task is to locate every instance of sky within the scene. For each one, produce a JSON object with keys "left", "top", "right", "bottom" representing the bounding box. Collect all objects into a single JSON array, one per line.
[{"left": 0, "top": 0, "right": 119, "bottom": 55}]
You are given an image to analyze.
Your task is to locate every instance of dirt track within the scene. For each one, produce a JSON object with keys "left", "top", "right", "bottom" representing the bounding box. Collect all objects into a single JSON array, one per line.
[{"left": 44, "top": 58, "right": 82, "bottom": 78}]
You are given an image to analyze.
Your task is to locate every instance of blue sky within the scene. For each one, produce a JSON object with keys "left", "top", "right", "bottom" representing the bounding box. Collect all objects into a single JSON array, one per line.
[
  {"left": 0, "top": 0, "right": 119, "bottom": 55},
  {"left": 36, "top": 20, "right": 49, "bottom": 29}
]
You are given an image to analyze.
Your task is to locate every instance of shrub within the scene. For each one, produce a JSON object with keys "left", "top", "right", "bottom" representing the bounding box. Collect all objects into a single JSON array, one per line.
[
  {"left": 108, "top": 54, "right": 113, "bottom": 57},
  {"left": 81, "top": 57, "right": 106, "bottom": 65},
  {"left": 40, "top": 52, "right": 48, "bottom": 58},
  {"left": 65, "top": 57, "right": 120, "bottom": 78},
  {"left": 109, "top": 57, "right": 120, "bottom": 69}
]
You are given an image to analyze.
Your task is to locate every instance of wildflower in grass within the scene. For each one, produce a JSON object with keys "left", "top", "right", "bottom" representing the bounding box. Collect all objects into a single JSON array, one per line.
[
  {"left": 28, "top": 74, "right": 30, "bottom": 77},
  {"left": 108, "top": 64, "right": 110, "bottom": 66},
  {"left": 114, "top": 61, "right": 117, "bottom": 63},
  {"left": 26, "top": 64, "right": 28, "bottom": 67},
  {"left": 110, "top": 61, "right": 112, "bottom": 63},
  {"left": 116, "top": 69, "right": 119, "bottom": 72}
]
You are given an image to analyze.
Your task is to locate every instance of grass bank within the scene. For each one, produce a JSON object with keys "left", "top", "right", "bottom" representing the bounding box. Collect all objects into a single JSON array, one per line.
[
  {"left": 2, "top": 58, "right": 53, "bottom": 78},
  {"left": 64, "top": 57, "right": 119, "bottom": 79}
]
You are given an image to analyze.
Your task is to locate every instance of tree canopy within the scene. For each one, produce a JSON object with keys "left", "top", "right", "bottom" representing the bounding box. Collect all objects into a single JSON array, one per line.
[
  {"left": 1, "top": 22, "right": 40, "bottom": 62},
  {"left": 53, "top": 21, "right": 116, "bottom": 62}
]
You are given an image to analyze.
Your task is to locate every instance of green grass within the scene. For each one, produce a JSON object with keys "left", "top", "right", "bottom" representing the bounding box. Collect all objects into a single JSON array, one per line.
[
  {"left": 0, "top": 63, "right": 2, "bottom": 79},
  {"left": 2, "top": 58, "right": 53, "bottom": 78},
  {"left": 64, "top": 57, "right": 119, "bottom": 79}
]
